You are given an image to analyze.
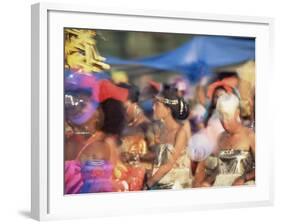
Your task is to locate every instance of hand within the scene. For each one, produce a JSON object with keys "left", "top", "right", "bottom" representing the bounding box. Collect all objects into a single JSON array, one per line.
[
  {"left": 192, "top": 181, "right": 211, "bottom": 188},
  {"left": 201, "top": 181, "right": 211, "bottom": 187},
  {"left": 232, "top": 177, "right": 245, "bottom": 186}
]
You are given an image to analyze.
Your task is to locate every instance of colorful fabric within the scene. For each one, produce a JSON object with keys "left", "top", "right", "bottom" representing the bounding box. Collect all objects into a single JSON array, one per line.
[
  {"left": 80, "top": 160, "right": 113, "bottom": 193},
  {"left": 207, "top": 80, "right": 233, "bottom": 99},
  {"left": 152, "top": 144, "right": 192, "bottom": 189},
  {"left": 65, "top": 160, "right": 83, "bottom": 194}
]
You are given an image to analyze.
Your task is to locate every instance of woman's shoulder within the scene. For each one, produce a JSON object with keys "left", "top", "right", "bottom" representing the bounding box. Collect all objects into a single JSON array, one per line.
[
  {"left": 243, "top": 126, "right": 255, "bottom": 134},
  {"left": 176, "top": 122, "right": 189, "bottom": 141},
  {"left": 179, "top": 119, "right": 191, "bottom": 132}
]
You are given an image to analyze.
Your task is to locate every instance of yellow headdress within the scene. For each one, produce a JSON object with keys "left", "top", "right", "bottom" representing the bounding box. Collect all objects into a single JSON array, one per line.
[{"left": 65, "top": 29, "right": 110, "bottom": 73}]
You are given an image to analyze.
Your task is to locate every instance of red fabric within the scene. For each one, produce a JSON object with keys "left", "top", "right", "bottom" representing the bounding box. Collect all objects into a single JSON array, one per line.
[
  {"left": 112, "top": 165, "right": 145, "bottom": 192},
  {"left": 98, "top": 80, "right": 128, "bottom": 102},
  {"left": 127, "top": 166, "right": 145, "bottom": 191},
  {"left": 148, "top": 80, "right": 161, "bottom": 91},
  {"left": 79, "top": 76, "right": 129, "bottom": 102},
  {"left": 207, "top": 79, "right": 233, "bottom": 99}
]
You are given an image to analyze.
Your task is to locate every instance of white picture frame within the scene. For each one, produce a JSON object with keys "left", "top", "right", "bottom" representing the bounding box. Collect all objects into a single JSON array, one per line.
[{"left": 31, "top": 2, "right": 274, "bottom": 221}]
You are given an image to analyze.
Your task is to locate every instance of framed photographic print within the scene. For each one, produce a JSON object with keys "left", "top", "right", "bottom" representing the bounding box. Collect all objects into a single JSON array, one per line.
[{"left": 31, "top": 2, "right": 274, "bottom": 221}]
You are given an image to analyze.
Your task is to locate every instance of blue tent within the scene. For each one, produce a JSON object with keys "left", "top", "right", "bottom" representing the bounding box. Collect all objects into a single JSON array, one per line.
[{"left": 106, "top": 36, "right": 255, "bottom": 82}]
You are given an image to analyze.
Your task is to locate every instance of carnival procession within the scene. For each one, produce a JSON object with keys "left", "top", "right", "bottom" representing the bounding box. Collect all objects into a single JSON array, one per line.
[{"left": 64, "top": 28, "right": 255, "bottom": 194}]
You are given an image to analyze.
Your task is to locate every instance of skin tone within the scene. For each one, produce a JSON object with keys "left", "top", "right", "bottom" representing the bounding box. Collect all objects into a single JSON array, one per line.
[
  {"left": 196, "top": 85, "right": 206, "bottom": 106},
  {"left": 78, "top": 132, "right": 110, "bottom": 162},
  {"left": 145, "top": 99, "right": 189, "bottom": 188},
  {"left": 74, "top": 107, "right": 120, "bottom": 165},
  {"left": 77, "top": 131, "right": 121, "bottom": 167},
  {"left": 193, "top": 109, "right": 255, "bottom": 187},
  {"left": 65, "top": 108, "right": 104, "bottom": 161}
]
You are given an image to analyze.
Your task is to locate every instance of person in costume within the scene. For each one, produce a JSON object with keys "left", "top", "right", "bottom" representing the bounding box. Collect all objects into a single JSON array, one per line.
[
  {"left": 144, "top": 88, "right": 193, "bottom": 190},
  {"left": 74, "top": 98, "right": 128, "bottom": 193},
  {"left": 64, "top": 28, "right": 131, "bottom": 193},
  {"left": 202, "top": 76, "right": 239, "bottom": 155},
  {"left": 193, "top": 93, "right": 255, "bottom": 187},
  {"left": 118, "top": 83, "right": 160, "bottom": 167},
  {"left": 64, "top": 89, "right": 103, "bottom": 161},
  {"left": 64, "top": 78, "right": 129, "bottom": 160},
  {"left": 76, "top": 98, "right": 126, "bottom": 164}
]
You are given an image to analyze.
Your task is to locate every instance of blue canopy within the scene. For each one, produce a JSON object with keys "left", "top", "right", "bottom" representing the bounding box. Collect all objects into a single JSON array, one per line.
[{"left": 106, "top": 36, "right": 255, "bottom": 82}]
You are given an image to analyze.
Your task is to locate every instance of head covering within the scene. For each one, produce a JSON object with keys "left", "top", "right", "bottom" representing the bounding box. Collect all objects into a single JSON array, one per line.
[
  {"left": 155, "top": 95, "right": 178, "bottom": 105},
  {"left": 155, "top": 95, "right": 189, "bottom": 120},
  {"left": 111, "top": 71, "right": 128, "bottom": 84},
  {"left": 175, "top": 80, "right": 187, "bottom": 92},
  {"left": 216, "top": 93, "right": 240, "bottom": 119},
  {"left": 97, "top": 79, "right": 128, "bottom": 102},
  {"left": 67, "top": 101, "right": 99, "bottom": 125},
  {"left": 207, "top": 80, "right": 233, "bottom": 99},
  {"left": 65, "top": 71, "right": 129, "bottom": 103},
  {"left": 148, "top": 80, "right": 161, "bottom": 92}
]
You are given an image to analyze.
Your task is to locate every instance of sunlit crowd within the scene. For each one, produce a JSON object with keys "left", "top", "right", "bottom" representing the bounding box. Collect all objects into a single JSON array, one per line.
[{"left": 64, "top": 69, "right": 255, "bottom": 194}]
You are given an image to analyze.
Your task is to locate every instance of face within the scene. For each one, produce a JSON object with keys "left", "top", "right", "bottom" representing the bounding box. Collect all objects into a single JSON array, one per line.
[
  {"left": 153, "top": 100, "right": 170, "bottom": 120},
  {"left": 219, "top": 110, "right": 239, "bottom": 133}
]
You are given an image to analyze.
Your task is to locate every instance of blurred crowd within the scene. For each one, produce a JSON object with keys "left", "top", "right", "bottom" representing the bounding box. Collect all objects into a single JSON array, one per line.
[{"left": 64, "top": 29, "right": 255, "bottom": 194}]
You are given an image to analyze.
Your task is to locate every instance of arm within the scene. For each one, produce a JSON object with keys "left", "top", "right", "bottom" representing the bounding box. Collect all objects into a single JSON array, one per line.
[
  {"left": 139, "top": 151, "right": 156, "bottom": 162},
  {"left": 146, "top": 127, "right": 187, "bottom": 188},
  {"left": 194, "top": 133, "right": 224, "bottom": 187},
  {"left": 192, "top": 161, "right": 206, "bottom": 187}
]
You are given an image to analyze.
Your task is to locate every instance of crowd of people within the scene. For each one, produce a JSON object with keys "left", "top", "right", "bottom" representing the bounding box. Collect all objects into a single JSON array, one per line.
[
  {"left": 64, "top": 69, "right": 255, "bottom": 194},
  {"left": 64, "top": 28, "right": 255, "bottom": 194}
]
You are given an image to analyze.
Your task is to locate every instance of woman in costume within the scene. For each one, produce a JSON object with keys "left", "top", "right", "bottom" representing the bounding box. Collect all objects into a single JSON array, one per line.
[
  {"left": 118, "top": 83, "right": 161, "bottom": 168},
  {"left": 193, "top": 93, "right": 255, "bottom": 187},
  {"left": 144, "top": 89, "right": 193, "bottom": 190}
]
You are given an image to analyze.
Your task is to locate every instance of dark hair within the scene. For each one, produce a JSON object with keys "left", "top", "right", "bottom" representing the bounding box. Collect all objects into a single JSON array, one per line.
[
  {"left": 159, "top": 89, "right": 189, "bottom": 120},
  {"left": 217, "top": 71, "right": 239, "bottom": 80},
  {"left": 204, "top": 86, "right": 228, "bottom": 126},
  {"left": 100, "top": 99, "right": 126, "bottom": 135},
  {"left": 118, "top": 83, "right": 140, "bottom": 103}
]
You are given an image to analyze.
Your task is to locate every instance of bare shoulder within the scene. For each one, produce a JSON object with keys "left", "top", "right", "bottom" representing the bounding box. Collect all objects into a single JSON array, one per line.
[
  {"left": 175, "top": 124, "right": 188, "bottom": 143},
  {"left": 217, "top": 131, "right": 227, "bottom": 149},
  {"left": 181, "top": 120, "right": 191, "bottom": 138},
  {"left": 182, "top": 120, "right": 191, "bottom": 130},
  {"left": 218, "top": 131, "right": 227, "bottom": 141},
  {"left": 242, "top": 126, "right": 255, "bottom": 138}
]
